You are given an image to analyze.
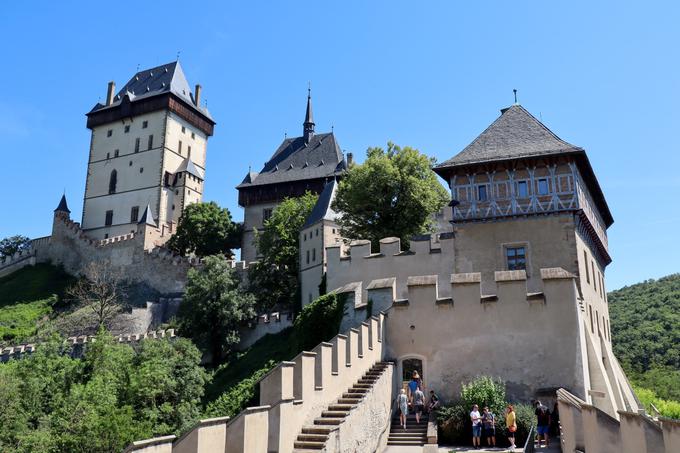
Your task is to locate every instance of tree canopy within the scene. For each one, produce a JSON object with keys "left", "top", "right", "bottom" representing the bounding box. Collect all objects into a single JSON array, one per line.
[
  {"left": 247, "top": 192, "right": 318, "bottom": 312},
  {"left": 0, "top": 235, "right": 31, "bottom": 257},
  {"left": 178, "top": 255, "right": 256, "bottom": 362},
  {"left": 166, "top": 202, "right": 241, "bottom": 258},
  {"left": 332, "top": 142, "right": 449, "bottom": 248}
]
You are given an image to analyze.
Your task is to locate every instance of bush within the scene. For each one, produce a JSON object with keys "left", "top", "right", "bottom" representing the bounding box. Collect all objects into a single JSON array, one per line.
[
  {"left": 635, "top": 386, "right": 680, "bottom": 419},
  {"left": 204, "top": 362, "right": 275, "bottom": 418},
  {"left": 460, "top": 376, "right": 506, "bottom": 418},
  {"left": 293, "top": 293, "right": 347, "bottom": 351}
]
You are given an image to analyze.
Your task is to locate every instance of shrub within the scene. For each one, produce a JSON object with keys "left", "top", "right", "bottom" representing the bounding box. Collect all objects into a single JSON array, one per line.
[
  {"left": 635, "top": 386, "right": 680, "bottom": 419},
  {"left": 293, "top": 293, "right": 346, "bottom": 351},
  {"left": 204, "top": 361, "right": 275, "bottom": 418},
  {"left": 460, "top": 376, "right": 506, "bottom": 417},
  {"left": 512, "top": 403, "right": 536, "bottom": 447}
]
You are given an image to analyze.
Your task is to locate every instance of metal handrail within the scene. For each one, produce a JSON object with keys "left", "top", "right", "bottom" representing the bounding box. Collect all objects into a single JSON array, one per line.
[{"left": 523, "top": 425, "right": 536, "bottom": 453}]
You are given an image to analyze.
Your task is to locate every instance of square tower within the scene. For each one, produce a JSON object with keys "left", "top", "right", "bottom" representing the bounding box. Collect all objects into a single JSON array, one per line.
[{"left": 82, "top": 62, "right": 215, "bottom": 240}]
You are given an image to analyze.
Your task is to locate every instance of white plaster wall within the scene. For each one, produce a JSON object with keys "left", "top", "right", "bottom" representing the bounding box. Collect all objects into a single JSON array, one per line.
[{"left": 241, "top": 201, "right": 279, "bottom": 263}]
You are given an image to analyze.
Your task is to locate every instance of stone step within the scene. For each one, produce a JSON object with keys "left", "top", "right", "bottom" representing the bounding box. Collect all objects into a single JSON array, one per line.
[
  {"left": 297, "top": 433, "right": 328, "bottom": 442},
  {"left": 321, "top": 410, "right": 349, "bottom": 418},
  {"left": 327, "top": 404, "right": 354, "bottom": 411},
  {"left": 293, "top": 440, "right": 325, "bottom": 450},
  {"left": 345, "top": 388, "right": 368, "bottom": 394},
  {"left": 337, "top": 397, "right": 361, "bottom": 404},
  {"left": 301, "top": 426, "right": 333, "bottom": 435},
  {"left": 354, "top": 383, "right": 372, "bottom": 388},
  {"left": 389, "top": 432, "right": 428, "bottom": 438},
  {"left": 314, "top": 417, "right": 344, "bottom": 425},
  {"left": 387, "top": 440, "right": 426, "bottom": 446}
]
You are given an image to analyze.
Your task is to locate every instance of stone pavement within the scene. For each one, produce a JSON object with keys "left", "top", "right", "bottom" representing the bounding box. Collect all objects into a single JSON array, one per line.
[{"left": 383, "top": 441, "right": 561, "bottom": 452}]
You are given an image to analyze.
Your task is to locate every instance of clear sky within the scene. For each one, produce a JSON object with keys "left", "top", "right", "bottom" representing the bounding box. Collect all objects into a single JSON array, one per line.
[{"left": 1, "top": 1, "right": 678, "bottom": 290}]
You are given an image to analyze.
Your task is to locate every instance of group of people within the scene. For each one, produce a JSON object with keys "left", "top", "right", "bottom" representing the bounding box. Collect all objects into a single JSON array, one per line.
[{"left": 395, "top": 371, "right": 440, "bottom": 429}]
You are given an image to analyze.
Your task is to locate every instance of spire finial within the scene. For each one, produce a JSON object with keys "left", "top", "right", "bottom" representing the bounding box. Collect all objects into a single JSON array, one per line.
[
  {"left": 308, "top": 81, "right": 311, "bottom": 98},
  {"left": 136, "top": 63, "right": 140, "bottom": 72},
  {"left": 176, "top": 51, "right": 181, "bottom": 61},
  {"left": 513, "top": 89, "right": 518, "bottom": 104},
  {"left": 303, "top": 84, "right": 315, "bottom": 143}
]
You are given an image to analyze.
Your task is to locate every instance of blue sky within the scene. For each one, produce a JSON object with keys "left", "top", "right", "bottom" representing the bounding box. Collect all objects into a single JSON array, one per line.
[{"left": 1, "top": 1, "right": 678, "bottom": 290}]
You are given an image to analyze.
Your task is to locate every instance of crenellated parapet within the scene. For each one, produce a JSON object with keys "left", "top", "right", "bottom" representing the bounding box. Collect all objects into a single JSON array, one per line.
[{"left": 0, "top": 329, "right": 177, "bottom": 363}]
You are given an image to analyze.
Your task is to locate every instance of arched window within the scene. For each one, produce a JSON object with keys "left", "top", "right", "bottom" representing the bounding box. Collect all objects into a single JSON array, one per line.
[{"left": 109, "top": 169, "right": 117, "bottom": 194}]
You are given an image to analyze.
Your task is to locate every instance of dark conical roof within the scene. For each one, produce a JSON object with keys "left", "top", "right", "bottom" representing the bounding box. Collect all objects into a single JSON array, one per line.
[
  {"left": 138, "top": 204, "right": 157, "bottom": 227},
  {"left": 304, "top": 90, "right": 314, "bottom": 127},
  {"left": 54, "top": 194, "right": 70, "bottom": 213},
  {"left": 303, "top": 179, "right": 339, "bottom": 228}
]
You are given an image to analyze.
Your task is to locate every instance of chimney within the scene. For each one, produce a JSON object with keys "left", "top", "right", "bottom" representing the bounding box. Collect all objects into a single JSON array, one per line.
[
  {"left": 106, "top": 81, "right": 115, "bottom": 106},
  {"left": 347, "top": 152, "right": 353, "bottom": 167},
  {"left": 194, "top": 84, "right": 202, "bottom": 106}
]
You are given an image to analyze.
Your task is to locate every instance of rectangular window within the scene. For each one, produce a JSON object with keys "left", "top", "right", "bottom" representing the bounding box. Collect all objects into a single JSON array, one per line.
[
  {"left": 589, "top": 305, "right": 594, "bottom": 333},
  {"left": 188, "top": 145, "right": 192, "bottom": 158},
  {"left": 477, "top": 185, "right": 488, "bottom": 201},
  {"left": 114, "top": 149, "right": 119, "bottom": 157},
  {"left": 303, "top": 233, "right": 306, "bottom": 241},
  {"left": 148, "top": 135, "right": 153, "bottom": 150},
  {"left": 107, "top": 129, "right": 112, "bottom": 137},
  {"left": 106, "top": 152, "right": 110, "bottom": 159},
  {"left": 135, "top": 138, "right": 140, "bottom": 153},
  {"left": 537, "top": 178, "right": 549, "bottom": 195},
  {"left": 178, "top": 140, "right": 183, "bottom": 154},
  {"left": 130, "top": 206, "right": 139, "bottom": 222},
  {"left": 182, "top": 126, "right": 186, "bottom": 134},
  {"left": 263, "top": 208, "right": 273, "bottom": 222},
  {"left": 517, "top": 181, "right": 528, "bottom": 197},
  {"left": 592, "top": 261, "right": 597, "bottom": 291},
  {"left": 584, "top": 250, "right": 590, "bottom": 284},
  {"left": 124, "top": 125, "right": 130, "bottom": 133},
  {"left": 312, "top": 248, "right": 316, "bottom": 262},
  {"left": 506, "top": 246, "right": 526, "bottom": 271},
  {"left": 596, "top": 310, "right": 600, "bottom": 336},
  {"left": 191, "top": 132, "right": 196, "bottom": 139},
  {"left": 142, "top": 120, "right": 148, "bottom": 129},
  {"left": 306, "top": 250, "right": 310, "bottom": 264},
  {"left": 105, "top": 210, "right": 113, "bottom": 226}
]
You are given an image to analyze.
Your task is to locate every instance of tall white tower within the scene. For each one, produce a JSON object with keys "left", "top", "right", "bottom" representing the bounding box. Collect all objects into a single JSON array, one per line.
[{"left": 82, "top": 61, "right": 215, "bottom": 240}]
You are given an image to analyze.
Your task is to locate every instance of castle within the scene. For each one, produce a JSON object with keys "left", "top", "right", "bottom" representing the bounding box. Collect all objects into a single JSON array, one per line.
[{"left": 2, "top": 62, "right": 678, "bottom": 453}]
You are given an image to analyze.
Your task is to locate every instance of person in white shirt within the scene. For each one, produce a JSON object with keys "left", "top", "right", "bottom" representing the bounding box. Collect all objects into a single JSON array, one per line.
[{"left": 470, "top": 404, "right": 482, "bottom": 448}]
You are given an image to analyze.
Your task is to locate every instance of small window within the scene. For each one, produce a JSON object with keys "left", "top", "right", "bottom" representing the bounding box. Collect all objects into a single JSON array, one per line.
[
  {"left": 104, "top": 234, "right": 109, "bottom": 239},
  {"left": 135, "top": 138, "right": 140, "bottom": 153},
  {"left": 309, "top": 294, "right": 312, "bottom": 304},
  {"left": 114, "top": 149, "right": 119, "bottom": 157},
  {"left": 178, "top": 140, "right": 183, "bottom": 154},
  {"left": 124, "top": 125, "right": 130, "bottom": 133},
  {"left": 107, "top": 129, "right": 112, "bottom": 137},
  {"left": 142, "top": 120, "right": 148, "bottom": 129},
  {"left": 188, "top": 145, "right": 192, "bottom": 158},
  {"left": 591, "top": 261, "right": 597, "bottom": 291},
  {"left": 172, "top": 204, "right": 175, "bottom": 210},
  {"left": 477, "top": 185, "right": 488, "bottom": 201},
  {"left": 263, "top": 208, "right": 273, "bottom": 222},
  {"left": 181, "top": 126, "right": 186, "bottom": 134},
  {"left": 332, "top": 228, "right": 336, "bottom": 234},
  {"left": 537, "top": 178, "right": 549, "bottom": 195},
  {"left": 306, "top": 250, "right": 310, "bottom": 264},
  {"left": 175, "top": 189, "right": 178, "bottom": 195},
  {"left": 589, "top": 305, "right": 594, "bottom": 333},
  {"left": 312, "top": 248, "right": 316, "bottom": 262},
  {"left": 191, "top": 132, "right": 195, "bottom": 139},
  {"left": 516, "top": 181, "right": 528, "bottom": 197},
  {"left": 303, "top": 233, "right": 306, "bottom": 241},
  {"left": 106, "top": 152, "right": 110, "bottom": 159},
  {"left": 139, "top": 167, "right": 144, "bottom": 173},
  {"left": 506, "top": 246, "right": 526, "bottom": 271},
  {"left": 584, "top": 250, "right": 590, "bottom": 283},
  {"left": 316, "top": 229, "right": 319, "bottom": 237},
  {"left": 105, "top": 210, "right": 114, "bottom": 226},
  {"left": 108, "top": 169, "right": 117, "bottom": 194},
  {"left": 148, "top": 134, "right": 153, "bottom": 150},
  {"left": 130, "top": 206, "right": 139, "bottom": 222},
  {"left": 129, "top": 160, "right": 133, "bottom": 166}
]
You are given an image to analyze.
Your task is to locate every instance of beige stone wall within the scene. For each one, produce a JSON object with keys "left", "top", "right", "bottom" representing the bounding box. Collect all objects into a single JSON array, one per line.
[
  {"left": 240, "top": 201, "right": 279, "bottom": 263},
  {"left": 299, "top": 219, "right": 342, "bottom": 306}
]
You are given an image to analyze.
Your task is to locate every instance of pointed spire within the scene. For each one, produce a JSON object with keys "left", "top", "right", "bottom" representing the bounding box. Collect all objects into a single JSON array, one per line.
[
  {"left": 303, "top": 84, "right": 315, "bottom": 143},
  {"left": 138, "top": 204, "right": 157, "bottom": 227},
  {"left": 54, "top": 194, "right": 71, "bottom": 213}
]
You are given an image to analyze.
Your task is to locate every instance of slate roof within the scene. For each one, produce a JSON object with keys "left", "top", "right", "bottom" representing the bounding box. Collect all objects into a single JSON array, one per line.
[
  {"left": 89, "top": 61, "right": 212, "bottom": 120},
  {"left": 138, "top": 204, "right": 157, "bottom": 227},
  {"left": 237, "top": 132, "right": 346, "bottom": 189},
  {"left": 177, "top": 158, "right": 205, "bottom": 180},
  {"left": 303, "top": 179, "right": 339, "bottom": 228},
  {"left": 435, "top": 104, "right": 581, "bottom": 169},
  {"left": 434, "top": 104, "right": 613, "bottom": 227},
  {"left": 54, "top": 194, "right": 70, "bottom": 213}
]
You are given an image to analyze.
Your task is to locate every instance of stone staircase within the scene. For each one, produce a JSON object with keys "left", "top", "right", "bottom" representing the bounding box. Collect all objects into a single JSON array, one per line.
[
  {"left": 386, "top": 413, "right": 428, "bottom": 446},
  {"left": 292, "top": 361, "right": 390, "bottom": 451}
]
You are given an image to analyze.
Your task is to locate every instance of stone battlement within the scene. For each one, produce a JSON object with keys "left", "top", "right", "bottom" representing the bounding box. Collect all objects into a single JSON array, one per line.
[{"left": 0, "top": 329, "right": 176, "bottom": 363}]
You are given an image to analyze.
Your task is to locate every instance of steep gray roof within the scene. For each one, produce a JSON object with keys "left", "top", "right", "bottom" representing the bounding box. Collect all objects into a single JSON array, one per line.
[
  {"left": 177, "top": 158, "right": 205, "bottom": 180},
  {"left": 237, "top": 132, "right": 345, "bottom": 188},
  {"left": 138, "top": 204, "right": 157, "bottom": 227},
  {"left": 89, "top": 61, "right": 212, "bottom": 120},
  {"left": 303, "top": 179, "right": 339, "bottom": 228},
  {"left": 435, "top": 104, "right": 582, "bottom": 169},
  {"left": 54, "top": 194, "right": 70, "bottom": 213}
]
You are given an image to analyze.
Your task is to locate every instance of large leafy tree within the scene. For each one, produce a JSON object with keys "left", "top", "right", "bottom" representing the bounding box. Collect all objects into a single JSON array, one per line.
[
  {"left": 247, "top": 192, "right": 318, "bottom": 312},
  {"left": 178, "top": 255, "right": 256, "bottom": 362},
  {"left": 332, "top": 142, "right": 449, "bottom": 248},
  {"left": 0, "top": 235, "right": 31, "bottom": 257},
  {"left": 167, "top": 202, "right": 241, "bottom": 258}
]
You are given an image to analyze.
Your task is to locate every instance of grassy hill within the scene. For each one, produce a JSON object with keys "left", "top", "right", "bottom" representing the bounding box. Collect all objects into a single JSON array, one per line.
[
  {"left": 609, "top": 273, "right": 680, "bottom": 415},
  {"left": 0, "top": 264, "right": 75, "bottom": 344}
]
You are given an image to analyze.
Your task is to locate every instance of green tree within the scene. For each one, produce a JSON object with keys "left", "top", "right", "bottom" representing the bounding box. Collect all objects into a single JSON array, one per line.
[
  {"left": 332, "top": 142, "right": 449, "bottom": 248},
  {"left": 247, "top": 192, "right": 318, "bottom": 312},
  {"left": 167, "top": 202, "right": 241, "bottom": 258},
  {"left": 0, "top": 235, "right": 31, "bottom": 257},
  {"left": 293, "top": 293, "right": 347, "bottom": 351},
  {"left": 178, "top": 255, "right": 256, "bottom": 362}
]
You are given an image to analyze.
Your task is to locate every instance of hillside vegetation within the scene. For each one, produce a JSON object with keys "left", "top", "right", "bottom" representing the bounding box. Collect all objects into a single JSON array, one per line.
[{"left": 609, "top": 273, "right": 680, "bottom": 410}]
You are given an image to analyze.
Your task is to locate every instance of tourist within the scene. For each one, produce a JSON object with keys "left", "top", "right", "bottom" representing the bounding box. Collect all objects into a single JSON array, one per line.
[
  {"left": 414, "top": 387, "right": 425, "bottom": 423},
  {"left": 408, "top": 371, "right": 422, "bottom": 403},
  {"left": 505, "top": 404, "right": 517, "bottom": 450},
  {"left": 482, "top": 406, "right": 496, "bottom": 448},
  {"left": 397, "top": 388, "right": 409, "bottom": 430},
  {"left": 470, "top": 404, "right": 482, "bottom": 448},
  {"left": 427, "top": 390, "right": 440, "bottom": 413},
  {"left": 534, "top": 400, "right": 551, "bottom": 448}
]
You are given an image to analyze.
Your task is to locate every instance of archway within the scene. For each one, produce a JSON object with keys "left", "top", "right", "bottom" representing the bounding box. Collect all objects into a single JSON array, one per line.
[{"left": 398, "top": 354, "right": 427, "bottom": 394}]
